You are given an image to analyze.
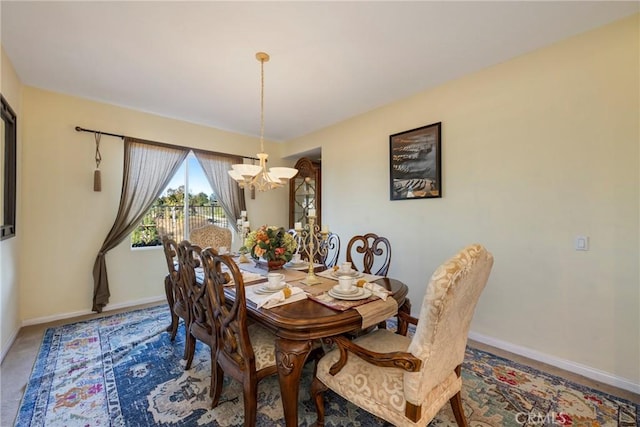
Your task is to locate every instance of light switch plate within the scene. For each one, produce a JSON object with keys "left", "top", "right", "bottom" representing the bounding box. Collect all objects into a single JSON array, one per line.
[{"left": 575, "top": 236, "right": 589, "bottom": 251}]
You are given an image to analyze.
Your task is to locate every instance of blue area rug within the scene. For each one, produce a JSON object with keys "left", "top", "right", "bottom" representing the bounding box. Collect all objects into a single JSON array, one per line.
[{"left": 15, "top": 305, "right": 639, "bottom": 426}]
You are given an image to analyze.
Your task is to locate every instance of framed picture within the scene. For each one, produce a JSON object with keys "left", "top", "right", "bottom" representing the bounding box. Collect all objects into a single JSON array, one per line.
[{"left": 389, "top": 122, "right": 441, "bottom": 200}]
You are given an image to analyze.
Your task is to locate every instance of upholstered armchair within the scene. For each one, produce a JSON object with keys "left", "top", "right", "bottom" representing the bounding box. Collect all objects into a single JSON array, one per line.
[
  {"left": 189, "top": 224, "right": 232, "bottom": 251},
  {"left": 311, "top": 244, "right": 494, "bottom": 427}
]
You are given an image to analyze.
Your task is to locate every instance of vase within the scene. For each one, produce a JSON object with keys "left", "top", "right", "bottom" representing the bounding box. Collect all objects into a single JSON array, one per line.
[{"left": 254, "top": 258, "right": 286, "bottom": 271}]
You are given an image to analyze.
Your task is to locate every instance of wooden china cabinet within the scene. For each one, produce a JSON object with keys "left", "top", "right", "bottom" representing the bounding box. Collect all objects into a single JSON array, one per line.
[{"left": 289, "top": 157, "right": 321, "bottom": 230}]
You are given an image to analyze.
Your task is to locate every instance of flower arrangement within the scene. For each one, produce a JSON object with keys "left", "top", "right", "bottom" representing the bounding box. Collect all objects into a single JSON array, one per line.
[{"left": 241, "top": 225, "right": 297, "bottom": 263}]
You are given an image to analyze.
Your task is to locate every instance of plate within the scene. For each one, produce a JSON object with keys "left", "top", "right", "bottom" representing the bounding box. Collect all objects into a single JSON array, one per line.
[
  {"left": 330, "top": 270, "right": 363, "bottom": 279},
  {"left": 328, "top": 288, "right": 372, "bottom": 301},
  {"left": 255, "top": 283, "right": 286, "bottom": 294},
  {"left": 331, "top": 285, "right": 360, "bottom": 296},
  {"left": 285, "top": 261, "right": 308, "bottom": 268}
]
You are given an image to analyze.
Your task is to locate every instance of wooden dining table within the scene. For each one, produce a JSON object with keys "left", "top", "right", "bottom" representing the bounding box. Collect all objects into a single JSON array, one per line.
[{"left": 229, "top": 262, "right": 410, "bottom": 427}]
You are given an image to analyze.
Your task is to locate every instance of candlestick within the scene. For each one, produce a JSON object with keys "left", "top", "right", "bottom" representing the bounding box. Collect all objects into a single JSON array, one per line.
[
  {"left": 238, "top": 221, "right": 251, "bottom": 263},
  {"left": 299, "top": 215, "right": 328, "bottom": 285}
]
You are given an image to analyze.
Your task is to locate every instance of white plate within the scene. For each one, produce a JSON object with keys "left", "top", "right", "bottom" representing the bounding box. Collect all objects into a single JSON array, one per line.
[
  {"left": 330, "top": 270, "right": 363, "bottom": 279},
  {"left": 328, "top": 288, "right": 372, "bottom": 301},
  {"left": 255, "top": 283, "right": 286, "bottom": 294},
  {"left": 286, "top": 261, "right": 308, "bottom": 268},
  {"left": 331, "top": 285, "right": 360, "bottom": 296}
]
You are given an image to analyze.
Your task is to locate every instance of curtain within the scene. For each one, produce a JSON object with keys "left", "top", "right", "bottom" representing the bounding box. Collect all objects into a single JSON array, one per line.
[
  {"left": 92, "top": 137, "right": 189, "bottom": 312},
  {"left": 193, "top": 150, "right": 246, "bottom": 232}
]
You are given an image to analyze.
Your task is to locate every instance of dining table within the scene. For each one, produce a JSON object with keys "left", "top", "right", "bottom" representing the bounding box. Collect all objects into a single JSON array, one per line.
[{"left": 228, "top": 259, "right": 411, "bottom": 427}]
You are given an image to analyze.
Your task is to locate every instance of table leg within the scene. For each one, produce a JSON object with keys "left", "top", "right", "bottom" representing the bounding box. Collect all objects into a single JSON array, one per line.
[{"left": 275, "top": 337, "right": 313, "bottom": 427}]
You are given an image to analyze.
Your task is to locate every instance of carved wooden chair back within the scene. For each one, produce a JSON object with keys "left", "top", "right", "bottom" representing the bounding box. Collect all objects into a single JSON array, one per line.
[
  {"left": 162, "top": 235, "right": 182, "bottom": 342},
  {"left": 322, "top": 232, "right": 340, "bottom": 268},
  {"left": 176, "top": 242, "right": 203, "bottom": 366},
  {"left": 346, "top": 233, "right": 392, "bottom": 276},
  {"left": 200, "top": 250, "right": 278, "bottom": 425},
  {"left": 176, "top": 241, "right": 221, "bottom": 405}
]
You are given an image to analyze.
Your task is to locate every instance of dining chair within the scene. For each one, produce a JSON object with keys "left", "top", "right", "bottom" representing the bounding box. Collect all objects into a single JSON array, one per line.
[
  {"left": 177, "top": 240, "right": 221, "bottom": 404},
  {"left": 189, "top": 224, "right": 232, "bottom": 251},
  {"left": 321, "top": 232, "right": 340, "bottom": 268},
  {"left": 346, "top": 233, "right": 392, "bottom": 276},
  {"left": 162, "top": 235, "right": 190, "bottom": 358},
  {"left": 200, "top": 249, "right": 279, "bottom": 425},
  {"left": 311, "top": 244, "right": 494, "bottom": 427},
  {"left": 177, "top": 241, "right": 208, "bottom": 366}
]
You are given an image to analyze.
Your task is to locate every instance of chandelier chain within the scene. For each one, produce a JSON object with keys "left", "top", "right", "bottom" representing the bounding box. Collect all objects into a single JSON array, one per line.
[
  {"left": 260, "top": 55, "right": 265, "bottom": 153},
  {"left": 228, "top": 51, "right": 298, "bottom": 192}
]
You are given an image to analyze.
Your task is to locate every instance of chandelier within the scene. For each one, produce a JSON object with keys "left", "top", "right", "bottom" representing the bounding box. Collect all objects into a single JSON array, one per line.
[{"left": 228, "top": 52, "right": 298, "bottom": 191}]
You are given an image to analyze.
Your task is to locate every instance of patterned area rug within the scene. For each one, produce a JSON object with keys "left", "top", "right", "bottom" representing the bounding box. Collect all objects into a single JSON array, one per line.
[{"left": 15, "top": 305, "right": 638, "bottom": 426}]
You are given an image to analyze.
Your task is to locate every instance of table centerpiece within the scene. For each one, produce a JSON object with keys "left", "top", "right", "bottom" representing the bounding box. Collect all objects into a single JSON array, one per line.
[{"left": 241, "top": 225, "right": 297, "bottom": 270}]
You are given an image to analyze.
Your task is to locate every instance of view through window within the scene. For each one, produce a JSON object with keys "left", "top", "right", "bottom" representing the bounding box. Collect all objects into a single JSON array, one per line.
[{"left": 131, "top": 152, "right": 229, "bottom": 247}]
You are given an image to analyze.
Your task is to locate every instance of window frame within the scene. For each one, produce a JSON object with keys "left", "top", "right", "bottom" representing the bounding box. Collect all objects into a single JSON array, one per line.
[{"left": 130, "top": 151, "right": 228, "bottom": 248}]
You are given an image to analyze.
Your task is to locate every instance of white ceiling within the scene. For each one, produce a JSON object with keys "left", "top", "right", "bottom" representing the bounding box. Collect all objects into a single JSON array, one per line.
[{"left": 2, "top": 1, "right": 638, "bottom": 142}]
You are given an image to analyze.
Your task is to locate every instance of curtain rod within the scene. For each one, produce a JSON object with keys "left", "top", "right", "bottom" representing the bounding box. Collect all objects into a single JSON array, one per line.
[
  {"left": 75, "top": 126, "right": 259, "bottom": 161},
  {"left": 75, "top": 126, "right": 124, "bottom": 139}
]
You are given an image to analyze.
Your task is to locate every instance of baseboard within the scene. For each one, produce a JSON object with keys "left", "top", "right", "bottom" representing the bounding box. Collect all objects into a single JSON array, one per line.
[
  {"left": 21, "top": 296, "right": 166, "bottom": 327},
  {"left": 0, "top": 327, "right": 19, "bottom": 364},
  {"left": 468, "top": 331, "right": 640, "bottom": 395}
]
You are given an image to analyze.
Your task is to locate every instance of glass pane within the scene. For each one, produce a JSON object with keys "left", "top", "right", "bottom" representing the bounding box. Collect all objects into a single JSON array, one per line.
[{"left": 131, "top": 152, "right": 227, "bottom": 247}]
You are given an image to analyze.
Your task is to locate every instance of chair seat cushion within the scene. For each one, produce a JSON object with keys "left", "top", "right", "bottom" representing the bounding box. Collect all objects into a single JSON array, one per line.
[
  {"left": 248, "top": 323, "right": 277, "bottom": 371},
  {"left": 316, "top": 329, "right": 462, "bottom": 427}
]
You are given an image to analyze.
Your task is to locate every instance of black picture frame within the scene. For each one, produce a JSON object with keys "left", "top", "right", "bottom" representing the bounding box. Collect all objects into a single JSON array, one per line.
[
  {"left": 1, "top": 94, "right": 16, "bottom": 240},
  {"left": 389, "top": 122, "right": 441, "bottom": 200}
]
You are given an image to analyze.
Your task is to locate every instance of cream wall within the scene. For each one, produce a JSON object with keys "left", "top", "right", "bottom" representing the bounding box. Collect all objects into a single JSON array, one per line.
[
  {"left": 0, "top": 47, "right": 22, "bottom": 361},
  {"left": 285, "top": 16, "right": 639, "bottom": 389},
  {"left": 18, "top": 87, "right": 289, "bottom": 323}
]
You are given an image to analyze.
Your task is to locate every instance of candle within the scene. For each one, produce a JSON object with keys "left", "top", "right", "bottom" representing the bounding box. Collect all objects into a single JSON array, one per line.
[
  {"left": 308, "top": 209, "right": 316, "bottom": 217},
  {"left": 237, "top": 218, "right": 243, "bottom": 226},
  {"left": 240, "top": 210, "right": 247, "bottom": 218},
  {"left": 243, "top": 221, "right": 250, "bottom": 228},
  {"left": 322, "top": 224, "right": 329, "bottom": 233},
  {"left": 294, "top": 222, "right": 302, "bottom": 230}
]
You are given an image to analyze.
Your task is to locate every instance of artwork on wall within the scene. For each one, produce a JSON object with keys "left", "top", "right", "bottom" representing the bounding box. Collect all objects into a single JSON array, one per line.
[{"left": 389, "top": 122, "right": 441, "bottom": 201}]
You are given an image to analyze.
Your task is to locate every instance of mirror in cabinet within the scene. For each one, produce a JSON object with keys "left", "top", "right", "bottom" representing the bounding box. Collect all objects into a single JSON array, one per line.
[{"left": 289, "top": 157, "right": 321, "bottom": 230}]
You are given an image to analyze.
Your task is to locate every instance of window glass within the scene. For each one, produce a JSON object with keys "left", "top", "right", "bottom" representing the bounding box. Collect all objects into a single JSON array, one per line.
[{"left": 131, "top": 152, "right": 228, "bottom": 247}]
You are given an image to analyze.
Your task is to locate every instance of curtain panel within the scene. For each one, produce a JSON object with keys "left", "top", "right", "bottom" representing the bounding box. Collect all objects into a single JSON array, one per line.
[
  {"left": 92, "top": 137, "right": 189, "bottom": 312},
  {"left": 193, "top": 150, "right": 246, "bottom": 232}
]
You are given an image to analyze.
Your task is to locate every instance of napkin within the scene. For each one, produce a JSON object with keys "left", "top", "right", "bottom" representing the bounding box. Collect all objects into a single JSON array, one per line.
[
  {"left": 256, "top": 286, "right": 306, "bottom": 309},
  {"left": 355, "top": 279, "right": 391, "bottom": 301}
]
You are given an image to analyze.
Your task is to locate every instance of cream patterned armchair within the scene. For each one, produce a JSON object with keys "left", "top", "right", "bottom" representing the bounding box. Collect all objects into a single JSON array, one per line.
[
  {"left": 311, "top": 244, "right": 493, "bottom": 427},
  {"left": 189, "top": 224, "right": 232, "bottom": 251}
]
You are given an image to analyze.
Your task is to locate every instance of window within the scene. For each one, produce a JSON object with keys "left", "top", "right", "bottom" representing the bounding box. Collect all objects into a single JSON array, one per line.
[{"left": 131, "top": 152, "right": 229, "bottom": 247}]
